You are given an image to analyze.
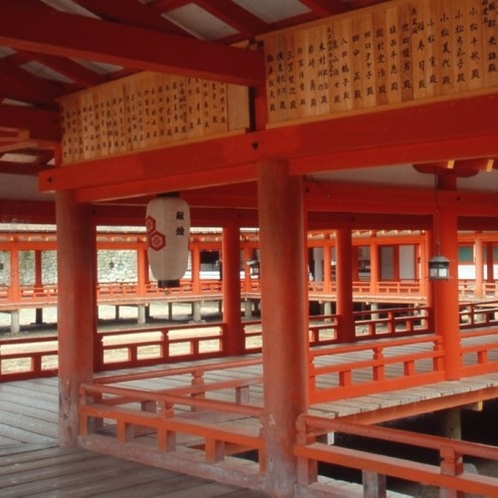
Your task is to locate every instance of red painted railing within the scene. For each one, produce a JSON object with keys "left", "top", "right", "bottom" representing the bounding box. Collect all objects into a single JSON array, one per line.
[
  {"left": 1, "top": 303, "right": 498, "bottom": 386},
  {"left": 79, "top": 359, "right": 266, "bottom": 492},
  {"left": 295, "top": 415, "right": 498, "bottom": 497},
  {"left": 308, "top": 334, "right": 445, "bottom": 404},
  {"left": 3, "top": 279, "right": 498, "bottom": 313}
]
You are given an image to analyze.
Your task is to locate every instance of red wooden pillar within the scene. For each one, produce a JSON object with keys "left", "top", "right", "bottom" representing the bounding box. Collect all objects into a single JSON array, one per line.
[
  {"left": 418, "top": 233, "right": 428, "bottom": 298},
  {"left": 258, "top": 160, "right": 308, "bottom": 497},
  {"left": 474, "top": 234, "right": 484, "bottom": 299},
  {"left": 9, "top": 246, "right": 20, "bottom": 302},
  {"left": 242, "top": 242, "right": 252, "bottom": 292},
  {"left": 336, "top": 226, "right": 355, "bottom": 343},
  {"left": 433, "top": 177, "right": 461, "bottom": 380},
  {"left": 323, "top": 236, "right": 332, "bottom": 293},
  {"left": 137, "top": 243, "right": 148, "bottom": 298},
  {"left": 56, "top": 190, "right": 97, "bottom": 446},
  {"left": 191, "top": 243, "right": 201, "bottom": 294},
  {"left": 369, "top": 234, "right": 379, "bottom": 295},
  {"left": 486, "top": 242, "right": 495, "bottom": 284},
  {"left": 34, "top": 250, "right": 43, "bottom": 324},
  {"left": 222, "top": 224, "right": 244, "bottom": 356}
]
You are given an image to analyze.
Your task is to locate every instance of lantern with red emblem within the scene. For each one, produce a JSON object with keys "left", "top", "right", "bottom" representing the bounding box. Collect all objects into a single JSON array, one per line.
[{"left": 145, "top": 195, "right": 190, "bottom": 288}]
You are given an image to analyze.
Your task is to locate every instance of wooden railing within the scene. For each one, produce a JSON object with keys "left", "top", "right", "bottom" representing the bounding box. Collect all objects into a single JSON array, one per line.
[
  {"left": 295, "top": 415, "right": 498, "bottom": 497},
  {"left": 96, "top": 322, "right": 227, "bottom": 371},
  {"left": 307, "top": 335, "right": 445, "bottom": 404},
  {"left": 461, "top": 328, "right": 498, "bottom": 377},
  {"left": 79, "top": 359, "right": 265, "bottom": 491},
  {"left": 3, "top": 279, "right": 498, "bottom": 312},
  {"left": 0, "top": 335, "right": 58, "bottom": 381},
  {"left": 1, "top": 302, "right": 497, "bottom": 384},
  {"left": 459, "top": 299, "right": 498, "bottom": 329}
]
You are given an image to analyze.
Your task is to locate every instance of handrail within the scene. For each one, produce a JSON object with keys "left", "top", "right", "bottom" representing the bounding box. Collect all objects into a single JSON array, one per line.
[
  {"left": 295, "top": 414, "right": 498, "bottom": 497},
  {"left": 2, "top": 279, "right": 498, "bottom": 311},
  {"left": 308, "top": 334, "right": 445, "bottom": 404},
  {"left": 2, "top": 303, "right": 498, "bottom": 385},
  {"left": 79, "top": 363, "right": 266, "bottom": 482}
]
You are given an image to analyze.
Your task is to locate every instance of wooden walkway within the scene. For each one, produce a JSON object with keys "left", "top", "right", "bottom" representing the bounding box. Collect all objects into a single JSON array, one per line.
[
  {"left": 3, "top": 331, "right": 498, "bottom": 497},
  {"left": 0, "top": 378, "right": 267, "bottom": 497}
]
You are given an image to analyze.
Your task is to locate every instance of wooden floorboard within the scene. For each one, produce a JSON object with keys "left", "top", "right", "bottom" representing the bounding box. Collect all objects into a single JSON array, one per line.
[
  {"left": 0, "top": 444, "right": 268, "bottom": 497},
  {"left": 0, "top": 376, "right": 269, "bottom": 496},
  {"left": 3, "top": 334, "right": 498, "bottom": 496}
]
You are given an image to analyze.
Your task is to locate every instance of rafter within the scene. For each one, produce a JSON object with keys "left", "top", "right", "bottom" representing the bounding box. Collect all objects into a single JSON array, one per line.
[
  {"left": 194, "top": 1, "right": 271, "bottom": 37},
  {"left": 0, "top": 199, "right": 55, "bottom": 222},
  {"left": 0, "top": 0, "right": 265, "bottom": 86},
  {"left": 0, "top": 160, "right": 48, "bottom": 176},
  {"left": 73, "top": 0, "right": 191, "bottom": 37},
  {"left": 0, "top": 104, "right": 60, "bottom": 142},
  {"left": 23, "top": 52, "right": 106, "bottom": 88},
  {"left": 0, "top": 57, "right": 64, "bottom": 106}
]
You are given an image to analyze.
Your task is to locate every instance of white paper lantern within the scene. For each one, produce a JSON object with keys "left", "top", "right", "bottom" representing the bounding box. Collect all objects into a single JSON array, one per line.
[{"left": 145, "top": 196, "right": 190, "bottom": 287}]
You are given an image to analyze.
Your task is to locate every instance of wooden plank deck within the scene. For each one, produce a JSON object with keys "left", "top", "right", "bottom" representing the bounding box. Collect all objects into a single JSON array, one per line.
[
  {"left": 0, "top": 378, "right": 268, "bottom": 497},
  {"left": 3, "top": 331, "right": 498, "bottom": 497}
]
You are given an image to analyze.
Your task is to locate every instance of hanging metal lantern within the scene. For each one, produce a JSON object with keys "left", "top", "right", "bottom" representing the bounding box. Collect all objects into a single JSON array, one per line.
[
  {"left": 146, "top": 195, "right": 190, "bottom": 288},
  {"left": 428, "top": 254, "right": 450, "bottom": 280}
]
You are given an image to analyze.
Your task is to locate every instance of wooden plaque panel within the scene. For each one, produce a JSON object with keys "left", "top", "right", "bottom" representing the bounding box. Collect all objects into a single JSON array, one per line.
[
  {"left": 263, "top": 0, "right": 498, "bottom": 126},
  {"left": 60, "top": 72, "right": 249, "bottom": 164}
]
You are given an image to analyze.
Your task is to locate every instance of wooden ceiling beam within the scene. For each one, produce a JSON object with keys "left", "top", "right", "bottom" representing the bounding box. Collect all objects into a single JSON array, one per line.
[
  {"left": 23, "top": 52, "right": 106, "bottom": 88},
  {"left": 0, "top": 0, "right": 265, "bottom": 86},
  {"left": 0, "top": 57, "right": 64, "bottom": 106},
  {"left": 73, "top": 0, "right": 190, "bottom": 37},
  {"left": 194, "top": 1, "right": 271, "bottom": 36},
  {"left": 38, "top": 94, "right": 498, "bottom": 201},
  {"left": 0, "top": 199, "right": 55, "bottom": 223},
  {"left": 0, "top": 104, "right": 60, "bottom": 142}
]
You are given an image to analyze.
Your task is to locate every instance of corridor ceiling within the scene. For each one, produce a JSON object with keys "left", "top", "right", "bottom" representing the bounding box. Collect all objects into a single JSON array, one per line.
[{"left": 0, "top": 0, "right": 497, "bottom": 228}]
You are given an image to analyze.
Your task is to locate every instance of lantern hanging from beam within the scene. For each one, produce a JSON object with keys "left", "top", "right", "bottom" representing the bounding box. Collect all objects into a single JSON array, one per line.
[
  {"left": 428, "top": 254, "right": 450, "bottom": 280},
  {"left": 146, "top": 195, "right": 190, "bottom": 288}
]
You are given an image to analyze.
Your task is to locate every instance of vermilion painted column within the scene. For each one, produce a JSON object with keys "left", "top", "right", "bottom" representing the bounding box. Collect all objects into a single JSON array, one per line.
[
  {"left": 433, "top": 177, "right": 461, "bottom": 380},
  {"left": 9, "top": 247, "right": 20, "bottom": 302},
  {"left": 243, "top": 242, "right": 252, "bottom": 292},
  {"left": 323, "top": 237, "right": 332, "bottom": 293},
  {"left": 486, "top": 242, "right": 495, "bottom": 284},
  {"left": 474, "top": 234, "right": 484, "bottom": 299},
  {"left": 137, "top": 243, "right": 148, "bottom": 298},
  {"left": 258, "top": 160, "right": 308, "bottom": 497},
  {"left": 34, "top": 250, "right": 43, "bottom": 324},
  {"left": 418, "top": 233, "right": 428, "bottom": 298},
  {"left": 336, "top": 226, "right": 355, "bottom": 343},
  {"left": 191, "top": 244, "right": 201, "bottom": 294},
  {"left": 56, "top": 190, "right": 97, "bottom": 446},
  {"left": 369, "top": 234, "right": 379, "bottom": 295},
  {"left": 222, "top": 224, "right": 244, "bottom": 356}
]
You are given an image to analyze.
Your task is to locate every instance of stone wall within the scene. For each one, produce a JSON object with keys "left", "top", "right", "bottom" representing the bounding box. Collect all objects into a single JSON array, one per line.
[{"left": 0, "top": 249, "right": 138, "bottom": 285}]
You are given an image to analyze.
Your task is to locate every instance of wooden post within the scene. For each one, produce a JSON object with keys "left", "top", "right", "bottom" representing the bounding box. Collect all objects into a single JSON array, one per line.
[
  {"left": 486, "top": 242, "right": 495, "bottom": 284},
  {"left": 369, "top": 234, "right": 379, "bottom": 295},
  {"left": 336, "top": 226, "right": 355, "bottom": 343},
  {"left": 9, "top": 247, "right": 20, "bottom": 302},
  {"left": 433, "top": 176, "right": 461, "bottom": 380},
  {"left": 34, "top": 250, "right": 43, "bottom": 324},
  {"left": 323, "top": 237, "right": 332, "bottom": 293},
  {"left": 136, "top": 243, "right": 148, "bottom": 298},
  {"left": 474, "top": 234, "right": 484, "bottom": 299},
  {"left": 56, "top": 190, "right": 97, "bottom": 446},
  {"left": 222, "top": 224, "right": 244, "bottom": 356},
  {"left": 191, "top": 244, "right": 201, "bottom": 294},
  {"left": 258, "top": 160, "right": 308, "bottom": 497}
]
